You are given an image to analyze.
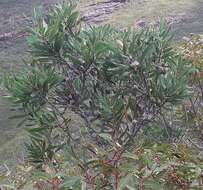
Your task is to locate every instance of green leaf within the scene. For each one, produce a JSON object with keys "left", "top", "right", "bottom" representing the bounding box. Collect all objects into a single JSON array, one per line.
[
  {"left": 122, "top": 152, "right": 139, "bottom": 160},
  {"left": 61, "top": 176, "right": 81, "bottom": 189},
  {"left": 119, "top": 175, "right": 137, "bottom": 190},
  {"left": 144, "top": 179, "right": 163, "bottom": 190},
  {"left": 99, "top": 133, "right": 112, "bottom": 143},
  {"left": 73, "top": 77, "right": 82, "bottom": 92},
  {"left": 31, "top": 170, "right": 52, "bottom": 181}
]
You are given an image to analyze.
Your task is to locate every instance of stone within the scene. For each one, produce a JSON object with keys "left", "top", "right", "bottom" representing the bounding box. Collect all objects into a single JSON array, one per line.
[{"left": 135, "top": 20, "right": 147, "bottom": 28}]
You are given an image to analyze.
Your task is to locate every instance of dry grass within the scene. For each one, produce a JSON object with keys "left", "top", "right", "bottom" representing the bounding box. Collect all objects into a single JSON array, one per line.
[{"left": 107, "top": 0, "right": 199, "bottom": 26}]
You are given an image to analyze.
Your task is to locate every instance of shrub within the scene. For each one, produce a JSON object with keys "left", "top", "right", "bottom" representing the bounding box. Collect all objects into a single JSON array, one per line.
[{"left": 2, "top": 2, "right": 202, "bottom": 190}]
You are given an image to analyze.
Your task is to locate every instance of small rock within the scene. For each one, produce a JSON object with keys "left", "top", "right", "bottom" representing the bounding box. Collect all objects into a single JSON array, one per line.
[
  {"left": 135, "top": 20, "right": 147, "bottom": 28},
  {"left": 182, "top": 36, "right": 190, "bottom": 42}
]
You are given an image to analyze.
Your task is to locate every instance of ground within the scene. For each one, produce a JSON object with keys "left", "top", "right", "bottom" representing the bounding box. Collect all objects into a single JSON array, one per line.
[{"left": 0, "top": 0, "right": 203, "bottom": 168}]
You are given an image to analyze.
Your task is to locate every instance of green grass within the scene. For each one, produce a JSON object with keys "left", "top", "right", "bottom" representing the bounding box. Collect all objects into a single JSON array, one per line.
[
  {"left": 0, "top": 132, "right": 26, "bottom": 166},
  {"left": 0, "top": 95, "right": 26, "bottom": 167}
]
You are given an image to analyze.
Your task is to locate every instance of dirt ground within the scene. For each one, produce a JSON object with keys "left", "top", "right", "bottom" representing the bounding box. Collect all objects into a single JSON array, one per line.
[
  {"left": 0, "top": 0, "right": 61, "bottom": 167},
  {"left": 0, "top": 0, "right": 203, "bottom": 167}
]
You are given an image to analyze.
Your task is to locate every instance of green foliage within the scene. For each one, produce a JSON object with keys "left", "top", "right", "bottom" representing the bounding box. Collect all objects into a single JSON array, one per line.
[
  {"left": 25, "top": 111, "right": 57, "bottom": 167},
  {"left": 4, "top": 66, "right": 59, "bottom": 111},
  {"left": 2, "top": 2, "right": 202, "bottom": 190},
  {"left": 177, "top": 34, "right": 203, "bottom": 149}
]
